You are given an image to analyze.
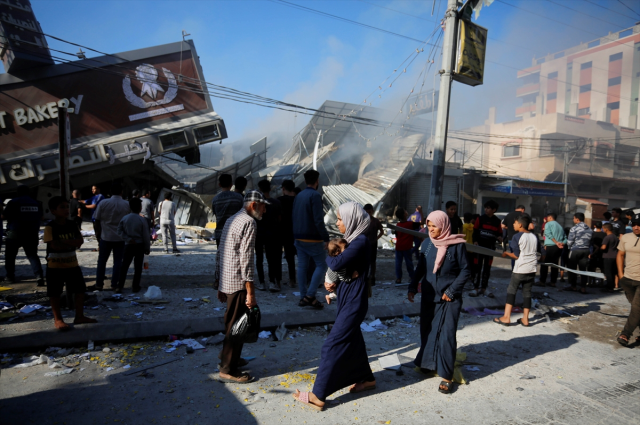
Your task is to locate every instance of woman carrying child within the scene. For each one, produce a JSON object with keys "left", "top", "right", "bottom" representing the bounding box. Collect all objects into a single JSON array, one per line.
[
  {"left": 293, "top": 202, "right": 373, "bottom": 410},
  {"left": 408, "top": 210, "right": 471, "bottom": 394}
]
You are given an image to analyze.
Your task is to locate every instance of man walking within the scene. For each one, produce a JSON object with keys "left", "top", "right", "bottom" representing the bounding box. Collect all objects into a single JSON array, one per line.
[
  {"left": 140, "top": 189, "right": 155, "bottom": 235},
  {"left": 278, "top": 180, "right": 297, "bottom": 288},
  {"left": 69, "top": 190, "right": 84, "bottom": 230},
  {"left": 80, "top": 185, "right": 104, "bottom": 240},
  {"left": 616, "top": 214, "right": 640, "bottom": 346},
  {"left": 212, "top": 174, "right": 244, "bottom": 247},
  {"left": 117, "top": 198, "right": 150, "bottom": 293},
  {"left": 2, "top": 185, "right": 44, "bottom": 285},
  {"left": 255, "top": 180, "right": 282, "bottom": 292},
  {"left": 565, "top": 213, "right": 593, "bottom": 294},
  {"left": 292, "top": 170, "right": 329, "bottom": 309},
  {"left": 539, "top": 212, "right": 566, "bottom": 287},
  {"left": 159, "top": 192, "right": 180, "bottom": 254},
  {"left": 91, "top": 182, "right": 130, "bottom": 291},
  {"left": 215, "top": 190, "right": 267, "bottom": 383}
]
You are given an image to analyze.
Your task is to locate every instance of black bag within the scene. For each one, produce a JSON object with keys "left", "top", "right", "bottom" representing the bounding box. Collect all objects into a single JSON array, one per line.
[{"left": 230, "top": 306, "right": 261, "bottom": 344}]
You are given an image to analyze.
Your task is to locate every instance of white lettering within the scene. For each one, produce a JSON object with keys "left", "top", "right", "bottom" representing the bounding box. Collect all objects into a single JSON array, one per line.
[
  {"left": 57, "top": 98, "right": 69, "bottom": 109},
  {"left": 14, "top": 108, "right": 27, "bottom": 126},
  {"left": 27, "top": 108, "right": 39, "bottom": 124},
  {"left": 70, "top": 95, "right": 83, "bottom": 115},
  {"left": 34, "top": 104, "right": 50, "bottom": 120},
  {"left": 0, "top": 111, "right": 6, "bottom": 129},
  {"left": 46, "top": 102, "right": 58, "bottom": 119}
]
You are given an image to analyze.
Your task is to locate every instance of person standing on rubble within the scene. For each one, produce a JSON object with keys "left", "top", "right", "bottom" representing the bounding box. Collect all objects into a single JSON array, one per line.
[
  {"left": 79, "top": 185, "right": 104, "bottom": 241},
  {"left": 159, "top": 192, "right": 180, "bottom": 254},
  {"left": 278, "top": 180, "right": 297, "bottom": 288},
  {"left": 292, "top": 170, "right": 329, "bottom": 309},
  {"left": 2, "top": 185, "right": 45, "bottom": 286},
  {"left": 215, "top": 190, "right": 267, "bottom": 383},
  {"left": 139, "top": 189, "right": 155, "bottom": 236},
  {"left": 212, "top": 174, "right": 244, "bottom": 248},
  {"left": 616, "top": 214, "right": 640, "bottom": 346},
  {"left": 255, "top": 179, "right": 282, "bottom": 292}
]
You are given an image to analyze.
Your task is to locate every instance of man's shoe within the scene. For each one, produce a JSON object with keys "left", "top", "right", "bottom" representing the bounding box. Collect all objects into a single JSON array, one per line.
[
  {"left": 164, "top": 249, "right": 169, "bottom": 254},
  {"left": 87, "top": 284, "right": 103, "bottom": 292},
  {"left": 3, "top": 276, "right": 15, "bottom": 284},
  {"left": 172, "top": 249, "right": 181, "bottom": 254},
  {"left": 36, "top": 278, "right": 45, "bottom": 287},
  {"left": 269, "top": 282, "right": 280, "bottom": 292},
  {"left": 256, "top": 282, "right": 267, "bottom": 291}
]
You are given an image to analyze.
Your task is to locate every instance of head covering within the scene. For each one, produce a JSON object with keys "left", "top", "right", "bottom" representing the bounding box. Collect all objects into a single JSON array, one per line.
[
  {"left": 632, "top": 214, "right": 640, "bottom": 226},
  {"left": 426, "top": 210, "right": 467, "bottom": 273},
  {"left": 244, "top": 190, "right": 270, "bottom": 204},
  {"left": 337, "top": 202, "right": 371, "bottom": 243}
]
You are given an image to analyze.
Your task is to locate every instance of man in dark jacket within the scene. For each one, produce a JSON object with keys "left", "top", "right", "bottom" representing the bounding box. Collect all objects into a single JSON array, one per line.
[
  {"left": 278, "top": 180, "right": 297, "bottom": 288},
  {"left": 255, "top": 179, "right": 282, "bottom": 292},
  {"left": 292, "top": 170, "right": 329, "bottom": 309},
  {"left": 470, "top": 199, "right": 502, "bottom": 297},
  {"left": 2, "top": 185, "right": 44, "bottom": 285}
]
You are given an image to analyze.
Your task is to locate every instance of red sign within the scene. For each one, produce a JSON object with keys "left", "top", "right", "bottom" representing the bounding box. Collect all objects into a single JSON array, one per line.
[{"left": 0, "top": 50, "right": 209, "bottom": 157}]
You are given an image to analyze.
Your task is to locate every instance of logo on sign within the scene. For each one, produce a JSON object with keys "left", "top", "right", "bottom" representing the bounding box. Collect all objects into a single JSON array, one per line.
[{"left": 123, "top": 64, "right": 178, "bottom": 109}]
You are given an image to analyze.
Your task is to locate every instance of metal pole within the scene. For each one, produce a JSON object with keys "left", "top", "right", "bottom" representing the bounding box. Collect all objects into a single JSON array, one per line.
[
  {"left": 562, "top": 141, "right": 568, "bottom": 226},
  {"left": 427, "top": 0, "right": 458, "bottom": 213},
  {"left": 58, "top": 107, "right": 71, "bottom": 200}
]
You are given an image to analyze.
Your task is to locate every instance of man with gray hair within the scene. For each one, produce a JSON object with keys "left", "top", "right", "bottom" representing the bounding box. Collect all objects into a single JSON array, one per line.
[{"left": 215, "top": 190, "right": 268, "bottom": 383}]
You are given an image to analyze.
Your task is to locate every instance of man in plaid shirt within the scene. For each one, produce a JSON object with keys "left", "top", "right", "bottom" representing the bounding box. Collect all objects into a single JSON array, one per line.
[{"left": 215, "top": 190, "right": 268, "bottom": 383}]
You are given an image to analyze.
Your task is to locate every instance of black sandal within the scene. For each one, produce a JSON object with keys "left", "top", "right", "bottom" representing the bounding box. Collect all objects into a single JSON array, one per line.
[
  {"left": 617, "top": 334, "right": 629, "bottom": 347},
  {"left": 309, "top": 298, "right": 324, "bottom": 310},
  {"left": 438, "top": 380, "right": 453, "bottom": 394},
  {"left": 516, "top": 318, "right": 530, "bottom": 327},
  {"left": 298, "top": 296, "right": 312, "bottom": 307}
]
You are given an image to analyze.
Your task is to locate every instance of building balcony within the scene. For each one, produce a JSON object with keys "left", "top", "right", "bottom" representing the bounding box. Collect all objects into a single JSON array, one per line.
[
  {"left": 516, "top": 83, "right": 540, "bottom": 97},
  {"left": 515, "top": 104, "right": 536, "bottom": 117}
]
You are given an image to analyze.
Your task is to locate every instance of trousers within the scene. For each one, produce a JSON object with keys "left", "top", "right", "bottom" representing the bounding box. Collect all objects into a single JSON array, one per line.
[
  {"left": 395, "top": 249, "right": 414, "bottom": 281},
  {"left": 567, "top": 249, "right": 590, "bottom": 288},
  {"left": 161, "top": 223, "right": 177, "bottom": 251},
  {"left": 540, "top": 244, "right": 562, "bottom": 284},
  {"left": 602, "top": 258, "right": 617, "bottom": 290},
  {"left": 4, "top": 237, "right": 43, "bottom": 279},
  {"left": 506, "top": 272, "right": 535, "bottom": 309},
  {"left": 474, "top": 250, "right": 494, "bottom": 289},
  {"left": 118, "top": 243, "right": 145, "bottom": 290},
  {"left": 620, "top": 277, "right": 640, "bottom": 338},
  {"left": 255, "top": 236, "right": 282, "bottom": 283},
  {"left": 282, "top": 239, "right": 296, "bottom": 283},
  {"left": 96, "top": 240, "right": 125, "bottom": 288},
  {"left": 219, "top": 290, "right": 247, "bottom": 375},
  {"left": 295, "top": 240, "right": 327, "bottom": 299}
]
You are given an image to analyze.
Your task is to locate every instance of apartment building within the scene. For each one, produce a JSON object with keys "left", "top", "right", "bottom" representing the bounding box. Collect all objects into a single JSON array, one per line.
[{"left": 454, "top": 24, "right": 640, "bottom": 225}]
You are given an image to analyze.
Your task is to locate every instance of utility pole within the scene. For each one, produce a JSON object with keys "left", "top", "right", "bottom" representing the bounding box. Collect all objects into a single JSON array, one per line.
[
  {"left": 562, "top": 141, "right": 568, "bottom": 226},
  {"left": 58, "top": 107, "right": 71, "bottom": 200},
  {"left": 427, "top": 0, "right": 458, "bottom": 213}
]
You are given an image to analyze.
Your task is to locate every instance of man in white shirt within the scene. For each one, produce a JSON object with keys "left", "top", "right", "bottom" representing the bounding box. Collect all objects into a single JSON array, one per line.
[
  {"left": 159, "top": 192, "right": 179, "bottom": 254},
  {"left": 89, "top": 182, "right": 130, "bottom": 291}
]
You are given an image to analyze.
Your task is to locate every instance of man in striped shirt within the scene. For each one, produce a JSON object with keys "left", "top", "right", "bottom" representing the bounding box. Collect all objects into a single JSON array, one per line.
[{"left": 215, "top": 190, "right": 268, "bottom": 383}]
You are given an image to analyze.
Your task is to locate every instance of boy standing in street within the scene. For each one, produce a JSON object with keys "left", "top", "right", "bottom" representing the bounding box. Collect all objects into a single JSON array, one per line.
[
  {"left": 470, "top": 200, "right": 502, "bottom": 297},
  {"left": 44, "top": 196, "right": 97, "bottom": 330},
  {"left": 496, "top": 214, "right": 543, "bottom": 326},
  {"left": 117, "top": 198, "right": 151, "bottom": 293}
]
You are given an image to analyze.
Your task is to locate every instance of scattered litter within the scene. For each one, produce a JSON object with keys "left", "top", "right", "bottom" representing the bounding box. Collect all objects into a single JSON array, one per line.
[
  {"left": 269, "top": 343, "right": 276, "bottom": 347},
  {"left": 13, "top": 354, "right": 47, "bottom": 368},
  {"left": 106, "top": 367, "right": 115, "bottom": 372},
  {"left": 144, "top": 286, "right": 163, "bottom": 300},
  {"left": 201, "top": 297, "right": 210, "bottom": 303},
  {"left": 183, "top": 298, "right": 193, "bottom": 302},
  {"left": 275, "top": 323, "right": 287, "bottom": 341},
  {"left": 213, "top": 307, "right": 223, "bottom": 311},
  {"left": 368, "top": 319, "right": 388, "bottom": 330},
  {"left": 169, "top": 339, "right": 205, "bottom": 350},
  {"left": 19, "top": 304, "right": 44, "bottom": 314},
  {"left": 360, "top": 322, "right": 376, "bottom": 332},
  {"left": 91, "top": 306, "right": 100, "bottom": 310},
  {"left": 515, "top": 387, "right": 524, "bottom": 391},
  {"left": 88, "top": 340, "right": 94, "bottom": 351},
  {"left": 165, "top": 348, "right": 176, "bottom": 353},
  {"left": 520, "top": 374, "right": 536, "bottom": 380},
  {"left": 402, "top": 315, "right": 412, "bottom": 323},
  {"left": 277, "top": 294, "right": 287, "bottom": 299},
  {"left": 0, "top": 302, "right": 13, "bottom": 311},
  {"left": 44, "top": 368, "right": 73, "bottom": 377},
  {"left": 258, "top": 331, "right": 271, "bottom": 339},
  {"left": 205, "top": 333, "right": 225, "bottom": 345},
  {"left": 293, "top": 292, "right": 300, "bottom": 297},
  {"left": 0, "top": 286, "right": 14, "bottom": 292},
  {"left": 80, "top": 353, "right": 90, "bottom": 358},
  {"left": 134, "top": 312, "right": 143, "bottom": 317},
  {"left": 242, "top": 356, "right": 256, "bottom": 362},
  {"left": 464, "top": 366, "right": 480, "bottom": 372},
  {"left": 379, "top": 354, "right": 401, "bottom": 371},
  {"left": 155, "top": 306, "right": 165, "bottom": 310},
  {"left": 103, "top": 347, "right": 111, "bottom": 353}
]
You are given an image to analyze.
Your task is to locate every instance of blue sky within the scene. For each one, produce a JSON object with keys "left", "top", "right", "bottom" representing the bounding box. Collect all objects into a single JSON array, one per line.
[{"left": 15, "top": 0, "right": 640, "bottom": 158}]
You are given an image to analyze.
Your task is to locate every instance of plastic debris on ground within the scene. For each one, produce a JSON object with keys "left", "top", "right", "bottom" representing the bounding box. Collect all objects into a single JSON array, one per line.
[
  {"left": 144, "top": 286, "right": 163, "bottom": 300},
  {"left": 19, "top": 304, "right": 44, "bottom": 314},
  {"left": 275, "top": 323, "right": 287, "bottom": 341},
  {"left": 258, "top": 331, "right": 271, "bottom": 339},
  {"left": 464, "top": 366, "right": 480, "bottom": 372},
  {"left": 169, "top": 339, "right": 205, "bottom": 350},
  {"left": 13, "top": 354, "right": 48, "bottom": 368},
  {"left": 183, "top": 298, "right": 192, "bottom": 302},
  {"left": 44, "top": 368, "right": 74, "bottom": 377},
  {"left": 205, "top": 333, "right": 225, "bottom": 345},
  {"left": 379, "top": 354, "right": 402, "bottom": 371},
  {"left": 277, "top": 294, "right": 286, "bottom": 299},
  {"left": 0, "top": 302, "right": 13, "bottom": 311},
  {"left": 88, "top": 340, "right": 94, "bottom": 350},
  {"left": 360, "top": 322, "right": 376, "bottom": 332}
]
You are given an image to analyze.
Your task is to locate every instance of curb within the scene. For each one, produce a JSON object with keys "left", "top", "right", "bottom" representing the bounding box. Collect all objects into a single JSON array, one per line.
[{"left": 0, "top": 294, "right": 513, "bottom": 352}]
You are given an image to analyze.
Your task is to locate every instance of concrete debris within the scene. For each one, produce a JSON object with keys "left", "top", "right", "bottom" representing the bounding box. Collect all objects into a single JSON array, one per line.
[{"left": 12, "top": 354, "right": 48, "bottom": 368}]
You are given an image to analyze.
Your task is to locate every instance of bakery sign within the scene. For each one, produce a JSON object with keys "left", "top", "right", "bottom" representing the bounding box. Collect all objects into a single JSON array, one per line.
[{"left": 0, "top": 50, "right": 209, "bottom": 158}]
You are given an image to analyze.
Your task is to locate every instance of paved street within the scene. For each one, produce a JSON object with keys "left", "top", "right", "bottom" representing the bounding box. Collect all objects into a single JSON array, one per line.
[{"left": 1, "top": 240, "right": 639, "bottom": 425}]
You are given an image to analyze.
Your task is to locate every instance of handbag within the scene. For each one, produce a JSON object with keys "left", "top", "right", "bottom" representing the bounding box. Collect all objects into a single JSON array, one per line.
[{"left": 230, "top": 306, "right": 261, "bottom": 344}]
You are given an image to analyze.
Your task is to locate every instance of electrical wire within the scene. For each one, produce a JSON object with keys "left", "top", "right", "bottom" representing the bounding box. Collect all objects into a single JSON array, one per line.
[
  {"left": 581, "top": 0, "right": 638, "bottom": 19},
  {"left": 545, "top": 0, "right": 630, "bottom": 29},
  {"left": 616, "top": 0, "right": 640, "bottom": 19}
]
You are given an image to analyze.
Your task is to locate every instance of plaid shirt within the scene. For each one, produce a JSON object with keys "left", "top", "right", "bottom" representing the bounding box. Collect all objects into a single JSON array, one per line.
[{"left": 215, "top": 208, "right": 257, "bottom": 294}]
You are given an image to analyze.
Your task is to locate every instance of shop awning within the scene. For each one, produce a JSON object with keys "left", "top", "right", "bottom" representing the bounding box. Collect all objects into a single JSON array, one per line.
[{"left": 480, "top": 176, "right": 564, "bottom": 197}]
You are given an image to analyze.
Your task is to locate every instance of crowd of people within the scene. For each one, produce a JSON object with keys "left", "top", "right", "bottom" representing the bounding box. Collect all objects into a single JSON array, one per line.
[{"left": 1, "top": 174, "right": 638, "bottom": 401}]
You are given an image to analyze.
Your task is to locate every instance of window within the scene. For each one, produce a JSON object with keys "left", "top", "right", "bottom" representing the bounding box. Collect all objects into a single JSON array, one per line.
[
  {"left": 579, "top": 84, "right": 591, "bottom": 93},
  {"left": 578, "top": 107, "right": 590, "bottom": 115},
  {"left": 548, "top": 71, "right": 558, "bottom": 80},
  {"left": 520, "top": 73, "right": 540, "bottom": 86},
  {"left": 619, "top": 29, "right": 632, "bottom": 39},
  {"left": 554, "top": 52, "right": 565, "bottom": 59},
  {"left": 503, "top": 144, "right": 521, "bottom": 158},
  {"left": 547, "top": 92, "right": 557, "bottom": 101},
  {"left": 193, "top": 124, "right": 221, "bottom": 143},
  {"left": 159, "top": 131, "right": 188, "bottom": 151},
  {"left": 609, "top": 52, "right": 623, "bottom": 62},
  {"left": 580, "top": 62, "right": 592, "bottom": 70},
  {"left": 537, "top": 57, "right": 546, "bottom": 65},
  {"left": 595, "top": 144, "right": 611, "bottom": 159},
  {"left": 608, "top": 76, "right": 621, "bottom": 86},
  {"left": 607, "top": 101, "right": 620, "bottom": 110},
  {"left": 540, "top": 140, "right": 565, "bottom": 156},
  {"left": 587, "top": 40, "right": 600, "bottom": 48}
]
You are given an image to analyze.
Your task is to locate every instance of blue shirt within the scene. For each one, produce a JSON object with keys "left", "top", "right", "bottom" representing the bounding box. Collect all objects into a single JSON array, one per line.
[
  {"left": 292, "top": 187, "right": 329, "bottom": 242},
  {"left": 85, "top": 194, "right": 105, "bottom": 221}
]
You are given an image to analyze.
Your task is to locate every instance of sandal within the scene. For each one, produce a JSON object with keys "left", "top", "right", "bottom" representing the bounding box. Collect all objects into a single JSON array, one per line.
[
  {"left": 493, "top": 318, "right": 512, "bottom": 326},
  {"left": 309, "top": 298, "right": 324, "bottom": 310},
  {"left": 516, "top": 318, "right": 530, "bottom": 327},
  {"left": 292, "top": 390, "right": 324, "bottom": 411},
  {"left": 438, "top": 380, "right": 453, "bottom": 394},
  {"left": 349, "top": 381, "right": 376, "bottom": 393},
  {"left": 298, "top": 296, "right": 313, "bottom": 307},
  {"left": 617, "top": 334, "right": 629, "bottom": 347},
  {"left": 218, "top": 372, "right": 254, "bottom": 384}
]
